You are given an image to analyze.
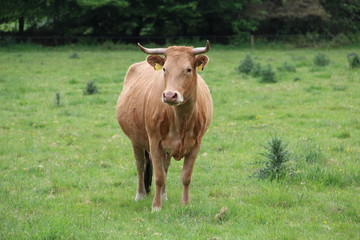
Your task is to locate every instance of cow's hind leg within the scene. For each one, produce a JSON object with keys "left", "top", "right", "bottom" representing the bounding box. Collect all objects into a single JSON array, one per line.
[
  {"left": 144, "top": 151, "right": 153, "bottom": 194},
  {"left": 132, "top": 145, "right": 147, "bottom": 201}
]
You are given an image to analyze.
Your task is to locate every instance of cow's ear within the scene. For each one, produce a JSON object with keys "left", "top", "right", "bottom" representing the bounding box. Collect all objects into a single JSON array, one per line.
[
  {"left": 147, "top": 55, "right": 165, "bottom": 71},
  {"left": 195, "top": 55, "right": 209, "bottom": 71}
]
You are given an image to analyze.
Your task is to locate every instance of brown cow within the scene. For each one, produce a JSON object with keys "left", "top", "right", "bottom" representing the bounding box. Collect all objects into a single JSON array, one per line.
[{"left": 116, "top": 41, "right": 212, "bottom": 211}]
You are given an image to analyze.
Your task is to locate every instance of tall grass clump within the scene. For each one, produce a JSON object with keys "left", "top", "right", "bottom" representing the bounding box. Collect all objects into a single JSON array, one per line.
[
  {"left": 55, "top": 92, "right": 61, "bottom": 106},
  {"left": 254, "top": 136, "right": 292, "bottom": 180},
  {"left": 313, "top": 53, "right": 330, "bottom": 66},
  {"left": 295, "top": 138, "right": 325, "bottom": 164}
]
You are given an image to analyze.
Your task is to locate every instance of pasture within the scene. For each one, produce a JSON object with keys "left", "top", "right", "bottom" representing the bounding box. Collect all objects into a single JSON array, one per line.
[{"left": 0, "top": 44, "right": 359, "bottom": 239}]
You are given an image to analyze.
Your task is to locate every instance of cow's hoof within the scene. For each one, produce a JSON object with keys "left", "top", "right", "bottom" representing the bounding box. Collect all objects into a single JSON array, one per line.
[
  {"left": 135, "top": 193, "right": 146, "bottom": 201},
  {"left": 181, "top": 199, "right": 190, "bottom": 206},
  {"left": 151, "top": 206, "right": 161, "bottom": 212},
  {"left": 162, "top": 192, "right": 168, "bottom": 201}
]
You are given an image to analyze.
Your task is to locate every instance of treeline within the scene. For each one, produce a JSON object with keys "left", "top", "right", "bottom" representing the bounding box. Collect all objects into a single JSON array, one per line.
[{"left": 1, "top": 0, "right": 360, "bottom": 42}]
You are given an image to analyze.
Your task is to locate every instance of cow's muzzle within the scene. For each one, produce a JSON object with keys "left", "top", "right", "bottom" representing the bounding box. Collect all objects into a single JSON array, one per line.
[{"left": 162, "top": 90, "right": 183, "bottom": 106}]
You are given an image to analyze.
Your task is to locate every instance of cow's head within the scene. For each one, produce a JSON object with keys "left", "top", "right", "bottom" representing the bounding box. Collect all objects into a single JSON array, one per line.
[{"left": 138, "top": 41, "right": 210, "bottom": 106}]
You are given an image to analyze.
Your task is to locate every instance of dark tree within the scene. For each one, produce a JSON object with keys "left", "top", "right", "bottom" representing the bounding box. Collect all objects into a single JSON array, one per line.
[{"left": 0, "top": 0, "right": 359, "bottom": 41}]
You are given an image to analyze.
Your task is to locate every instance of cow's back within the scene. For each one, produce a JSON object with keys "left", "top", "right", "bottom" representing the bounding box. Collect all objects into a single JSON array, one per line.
[
  {"left": 196, "top": 76, "right": 213, "bottom": 135},
  {"left": 116, "top": 61, "right": 161, "bottom": 149}
]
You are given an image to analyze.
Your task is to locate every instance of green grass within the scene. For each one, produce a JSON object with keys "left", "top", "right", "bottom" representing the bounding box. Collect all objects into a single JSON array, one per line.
[{"left": 1, "top": 44, "right": 359, "bottom": 239}]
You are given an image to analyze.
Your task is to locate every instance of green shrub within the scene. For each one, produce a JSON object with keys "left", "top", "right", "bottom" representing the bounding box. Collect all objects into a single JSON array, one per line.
[
  {"left": 102, "top": 40, "right": 117, "bottom": 49},
  {"left": 69, "top": 53, "right": 80, "bottom": 59},
  {"left": 335, "top": 131, "right": 351, "bottom": 139},
  {"left": 277, "top": 62, "right": 296, "bottom": 72},
  {"left": 347, "top": 33, "right": 360, "bottom": 43},
  {"left": 260, "top": 65, "right": 277, "bottom": 83},
  {"left": 237, "top": 55, "right": 254, "bottom": 74},
  {"left": 250, "top": 63, "right": 263, "bottom": 77},
  {"left": 313, "top": 53, "right": 330, "bottom": 66},
  {"left": 231, "top": 33, "right": 251, "bottom": 46},
  {"left": 84, "top": 81, "right": 98, "bottom": 95},
  {"left": 330, "top": 34, "right": 352, "bottom": 47},
  {"left": 77, "top": 37, "right": 98, "bottom": 45},
  {"left": 333, "top": 85, "right": 347, "bottom": 91},
  {"left": 290, "top": 32, "right": 321, "bottom": 48},
  {"left": 0, "top": 36, "right": 16, "bottom": 47},
  {"left": 254, "top": 136, "right": 292, "bottom": 180},
  {"left": 347, "top": 53, "right": 360, "bottom": 69},
  {"left": 69, "top": 79, "right": 78, "bottom": 84}
]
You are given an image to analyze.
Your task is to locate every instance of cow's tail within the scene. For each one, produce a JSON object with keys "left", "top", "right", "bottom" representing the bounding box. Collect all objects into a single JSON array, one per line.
[{"left": 144, "top": 151, "right": 153, "bottom": 194}]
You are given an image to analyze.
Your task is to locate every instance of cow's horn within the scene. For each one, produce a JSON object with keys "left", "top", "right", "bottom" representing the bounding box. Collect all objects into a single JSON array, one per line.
[
  {"left": 193, "top": 40, "right": 210, "bottom": 55},
  {"left": 137, "top": 43, "right": 166, "bottom": 55}
]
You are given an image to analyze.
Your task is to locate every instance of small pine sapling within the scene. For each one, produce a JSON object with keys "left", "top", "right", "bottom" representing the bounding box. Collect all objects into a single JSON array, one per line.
[
  {"left": 84, "top": 81, "right": 98, "bottom": 95},
  {"left": 255, "top": 136, "right": 292, "bottom": 180}
]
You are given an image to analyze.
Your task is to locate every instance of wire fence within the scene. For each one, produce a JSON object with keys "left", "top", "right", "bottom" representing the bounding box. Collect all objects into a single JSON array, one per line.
[
  {"left": 0, "top": 33, "right": 353, "bottom": 47},
  {"left": 0, "top": 34, "right": 236, "bottom": 45}
]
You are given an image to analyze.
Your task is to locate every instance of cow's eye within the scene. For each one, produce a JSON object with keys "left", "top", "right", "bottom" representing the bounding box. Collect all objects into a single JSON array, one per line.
[
  {"left": 163, "top": 67, "right": 166, "bottom": 72},
  {"left": 186, "top": 68, "right": 192, "bottom": 73}
]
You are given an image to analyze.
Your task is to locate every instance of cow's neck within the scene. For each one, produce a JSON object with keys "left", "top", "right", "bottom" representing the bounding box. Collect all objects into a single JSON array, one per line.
[{"left": 173, "top": 92, "right": 197, "bottom": 133}]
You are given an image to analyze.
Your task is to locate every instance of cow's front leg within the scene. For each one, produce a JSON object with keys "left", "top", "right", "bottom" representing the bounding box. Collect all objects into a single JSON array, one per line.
[
  {"left": 132, "top": 144, "right": 147, "bottom": 201},
  {"left": 181, "top": 144, "right": 201, "bottom": 205},
  {"left": 161, "top": 154, "right": 171, "bottom": 201},
  {"left": 150, "top": 145, "right": 166, "bottom": 212}
]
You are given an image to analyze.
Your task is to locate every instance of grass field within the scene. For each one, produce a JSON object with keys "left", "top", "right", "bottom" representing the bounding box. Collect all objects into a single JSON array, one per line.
[{"left": 0, "top": 43, "right": 359, "bottom": 239}]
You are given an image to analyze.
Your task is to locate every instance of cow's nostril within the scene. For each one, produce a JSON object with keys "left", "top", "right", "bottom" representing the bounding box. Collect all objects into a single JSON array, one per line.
[{"left": 163, "top": 91, "right": 179, "bottom": 103}]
